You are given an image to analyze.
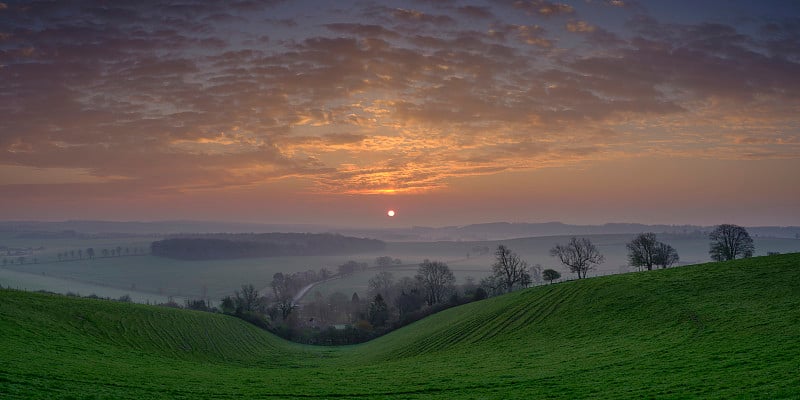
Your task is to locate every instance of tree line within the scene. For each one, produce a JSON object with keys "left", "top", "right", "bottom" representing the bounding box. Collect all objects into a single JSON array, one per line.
[
  {"left": 212, "top": 245, "right": 559, "bottom": 344},
  {"left": 545, "top": 223, "right": 756, "bottom": 279},
  {"left": 1, "top": 246, "right": 148, "bottom": 266},
  {"left": 215, "top": 257, "right": 505, "bottom": 345},
  {"left": 55, "top": 246, "right": 148, "bottom": 262},
  {"left": 624, "top": 223, "right": 755, "bottom": 271}
]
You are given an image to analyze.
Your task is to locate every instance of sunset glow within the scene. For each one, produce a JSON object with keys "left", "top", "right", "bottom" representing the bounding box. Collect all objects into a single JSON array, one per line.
[{"left": 0, "top": 1, "right": 798, "bottom": 226}]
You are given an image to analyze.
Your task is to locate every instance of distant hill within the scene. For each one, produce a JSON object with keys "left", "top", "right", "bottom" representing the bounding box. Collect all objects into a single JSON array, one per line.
[
  {"left": 0, "top": 220, "right": 333, "bottom": 236},
  {"left": 2, "top": 220, "right": 799, "bottom": 241},
  {"left": 2, "top": 253, "right": 799, "bottom": 398},
  {"left": 343, "top": 222, "right": 800, "bottom": 241}
]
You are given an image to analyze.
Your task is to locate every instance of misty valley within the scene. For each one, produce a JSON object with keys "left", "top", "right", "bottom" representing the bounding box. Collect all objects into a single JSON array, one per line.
[{"left": 2, "top": 222, "right": 799, "bottom": 345}]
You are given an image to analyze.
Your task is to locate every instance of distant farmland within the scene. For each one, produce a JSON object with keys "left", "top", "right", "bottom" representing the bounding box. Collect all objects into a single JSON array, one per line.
[{"left": 2, "top": 231, "right": 799, "bottom": 304}]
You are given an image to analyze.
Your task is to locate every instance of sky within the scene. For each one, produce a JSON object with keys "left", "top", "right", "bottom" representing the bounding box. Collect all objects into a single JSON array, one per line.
[{"left": 1, "top": 0, "right": 799, "bottom": 228}]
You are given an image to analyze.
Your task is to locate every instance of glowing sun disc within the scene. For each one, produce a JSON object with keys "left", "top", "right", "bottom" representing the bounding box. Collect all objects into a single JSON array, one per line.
[{"left": 387, "top": 210, "right": 396, "bottom": 217}]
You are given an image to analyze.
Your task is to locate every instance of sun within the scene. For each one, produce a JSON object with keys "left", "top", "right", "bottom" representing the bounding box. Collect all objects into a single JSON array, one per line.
[{"left": 387, "top": 210, "right": 396, "bottom": 217}]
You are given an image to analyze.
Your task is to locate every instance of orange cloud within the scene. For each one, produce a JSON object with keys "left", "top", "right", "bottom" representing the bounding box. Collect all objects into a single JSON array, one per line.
[
  {"left": 566, "top": 20, "right": 596, "bottom": 33},
  {"left": 0, "top": 0, "right": 797, "bottom": 219}
]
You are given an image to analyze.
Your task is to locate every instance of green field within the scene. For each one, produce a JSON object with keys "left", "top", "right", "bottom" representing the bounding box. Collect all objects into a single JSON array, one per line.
[{"left": 1, "top": 253, "right": 799, "bottom": 398}]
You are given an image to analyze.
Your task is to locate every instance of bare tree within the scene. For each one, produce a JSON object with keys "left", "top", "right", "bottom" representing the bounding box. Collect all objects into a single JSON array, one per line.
[
  {"left": 550, "top": 237, "right": 604, "bottom": 279},
  {"left": 626, "top": 232, "right": 659, "bottom": 271},
  {"left": 235, "top": 284, "right": 260, "bottom": 313},
  {"left": 709, "top": 224, "right": 754, "bottom": 261},
  {"left": 653, "top": 242, "right": 679, "bottom": 269},
  {"left": 368, "top": 271, "right": 395, "bottom": 299},
  {"left": 415, "top": 260, "right": 455, "bottom": 305},
  {"left": 271, "top": 273, "right": 295, "bottom": 319},
  {"left": 491, "top": 245, "right": 532, "bottom": 293}
]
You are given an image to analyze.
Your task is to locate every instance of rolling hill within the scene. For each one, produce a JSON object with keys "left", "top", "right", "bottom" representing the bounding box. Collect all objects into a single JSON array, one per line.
[{"left": 1, "top": 254, "right": 799, "bottom": 398}]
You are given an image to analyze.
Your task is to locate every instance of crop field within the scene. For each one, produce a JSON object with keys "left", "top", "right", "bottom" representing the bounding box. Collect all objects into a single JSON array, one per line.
[
  {"left": 1, "top": 253, "right": 799, "bottom": 398},
  {"left": 2, "top": 232, "right": 799, "bottom": 305},
  {"left": 0, "top": 268, "right": 177, "bottom": 304},
  {"left": 1, "top": 252, "right": 378, "bottom": 301}
]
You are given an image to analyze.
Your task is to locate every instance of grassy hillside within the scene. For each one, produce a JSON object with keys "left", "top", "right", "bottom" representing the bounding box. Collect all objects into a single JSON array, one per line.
[{"left": 1, "top": 254, "right": 799, "bottom": 398}]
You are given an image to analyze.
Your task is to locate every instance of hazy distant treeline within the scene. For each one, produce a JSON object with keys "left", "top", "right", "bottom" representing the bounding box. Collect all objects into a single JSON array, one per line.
[
  {"left": 151, "top": 233, "right": 385, "bottom": 260},
  {"left": 3, "top": 221, "right": 798, "bottom": 241}
]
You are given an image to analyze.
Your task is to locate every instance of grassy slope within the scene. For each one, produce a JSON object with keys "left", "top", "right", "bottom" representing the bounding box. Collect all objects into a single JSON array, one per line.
[{"left": 1, "top": 254, "right": 799, "bottom": 399}]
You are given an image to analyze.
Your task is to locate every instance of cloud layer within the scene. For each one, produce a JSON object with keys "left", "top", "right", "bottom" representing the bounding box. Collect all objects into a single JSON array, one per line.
[{"left": 1, "top": 0, "right": 798, "bottom": 223}]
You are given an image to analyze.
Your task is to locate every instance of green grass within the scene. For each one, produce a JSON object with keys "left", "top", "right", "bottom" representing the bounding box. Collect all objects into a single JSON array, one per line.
[{"left": 1, "top": 254, "right": 799, "bottom": 398}]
